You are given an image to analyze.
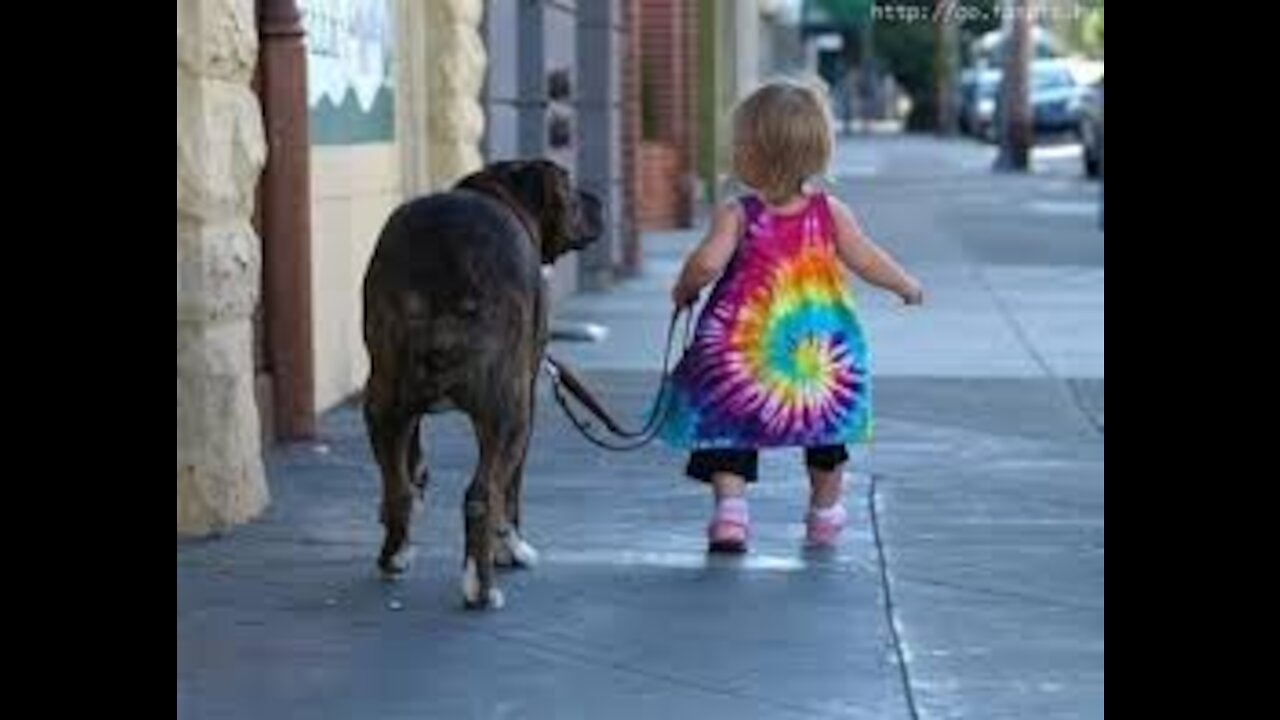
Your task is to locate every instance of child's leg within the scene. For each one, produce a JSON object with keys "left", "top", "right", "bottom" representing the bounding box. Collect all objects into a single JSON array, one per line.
[
  {"left": 712, "top": 472, "right": 749, "bottom": 502},
  {"left": 808, "top": 466, "right": 845, "bottom": 509},
  {"left": 709, "top": 471, "right": 750, "bottom": 552},
  {"left": 687, "top": 449, "right": 759, "bottom": 497},
  {"left": 687, "top": 450, "right": 758, "bottom": 553},
  {"left": 805, "top": 446, "right": 851, "bottom": 508},
  {"left": 805, "top": 446, "right": 851, "bottom": 547}
]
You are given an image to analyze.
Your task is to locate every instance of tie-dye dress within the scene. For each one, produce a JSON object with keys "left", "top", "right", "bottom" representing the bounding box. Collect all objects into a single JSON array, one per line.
[{"left": 660, "top": 193, "right": 872, "bottom": 450}]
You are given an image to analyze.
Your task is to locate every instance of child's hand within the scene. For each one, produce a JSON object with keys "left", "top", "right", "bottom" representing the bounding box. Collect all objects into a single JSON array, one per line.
[
  {"left": 672, "top": 203, "right": 742, "bottom": 310},
  {"left": 900, "top": 279, "right": 925, "bottom": 306},
  {"left": 672, "top": 281, "right": 701, "bottom": 309}
]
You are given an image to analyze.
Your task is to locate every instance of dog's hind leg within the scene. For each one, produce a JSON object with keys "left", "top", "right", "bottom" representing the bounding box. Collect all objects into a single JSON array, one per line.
[
  {"left": 495, "top": 457, "right": 539, "bottom": 570},
  {"left": 366, "top": 389, "right": 420, "bottom": 580},
  {"left": 409, "top": 418, "right": 430, "bottom": 501},
  {"left": 495, "top": 371, "right": 540, "bottom": 570},
  {"left": 462, "top": 384, "right": 533, "bottom": 609}
]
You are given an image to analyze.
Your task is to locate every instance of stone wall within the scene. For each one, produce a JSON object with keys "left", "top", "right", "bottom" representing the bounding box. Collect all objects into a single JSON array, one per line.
[{"left": 177, "top": 0, "right": 269, "bottom": 535}]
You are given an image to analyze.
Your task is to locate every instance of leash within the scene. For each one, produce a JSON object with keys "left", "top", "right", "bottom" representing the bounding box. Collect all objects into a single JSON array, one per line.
[{"left": 544, "top": 307, "right": 693, "bottom": 451}]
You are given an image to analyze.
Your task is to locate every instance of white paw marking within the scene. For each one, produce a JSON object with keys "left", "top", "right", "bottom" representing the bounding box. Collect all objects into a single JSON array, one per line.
[
  {"left": 462, "top": 558, "right": 480, "bottom": 603},
  {"left": 503, "top": 531, "right": 541, "bottom": 569},
  {"left": 462, "top": 558, "right": 506, "bottom": 610},
  {"left": 382, "top": 547, "right": 417, "bottom": 580}
]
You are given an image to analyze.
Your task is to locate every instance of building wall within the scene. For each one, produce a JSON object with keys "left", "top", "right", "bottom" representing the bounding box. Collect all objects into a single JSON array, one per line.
[
  {"left": 638, "top": 0, "right": 696, "bottom": 228},
  {"left": 309, "top": 145, "right": 401, "bottom": 411},
  {"left": 300, "top": 0, "right": 402, "bottom": 411},
  {"left": 697, "top": 0, "right": 762, "bottom": 203},
  {"left": 305, "top": 0, "right": 486, "bottom": 412},
  {"left": 177, "top": 0, "right": 270, "bottom": 535},
  {"left": 487, "top": 0, "right": 582, "bottom": 303},
  {"left": 578, "top": 0, "right": 628, "bottom": 289}
]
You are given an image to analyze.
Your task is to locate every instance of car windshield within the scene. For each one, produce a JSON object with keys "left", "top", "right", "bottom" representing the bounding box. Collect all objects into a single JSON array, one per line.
[{"left": 1034, "top": 70, "right": 1074, "bottom": 91}]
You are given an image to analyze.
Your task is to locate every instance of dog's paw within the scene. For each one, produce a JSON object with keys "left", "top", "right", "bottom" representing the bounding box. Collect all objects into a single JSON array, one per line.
[
  {"left": 462, "top": 558, "right": 507, "bottom": 611},
  {"left": 379, "top": 547, "right": 417, "bottom": 581},
  {"left": 497, "top": 530, "right": 541, "bottom": 570}
]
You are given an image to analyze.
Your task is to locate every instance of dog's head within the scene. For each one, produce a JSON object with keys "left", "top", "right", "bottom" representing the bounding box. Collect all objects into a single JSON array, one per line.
[{"left": 460, "top": 160, "right": 605, "bottom": 265}]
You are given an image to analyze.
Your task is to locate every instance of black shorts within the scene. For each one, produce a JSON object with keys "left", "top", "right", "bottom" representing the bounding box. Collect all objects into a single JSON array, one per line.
[{"left": 686, "top": 446, "right": 850, "bottom": 484}]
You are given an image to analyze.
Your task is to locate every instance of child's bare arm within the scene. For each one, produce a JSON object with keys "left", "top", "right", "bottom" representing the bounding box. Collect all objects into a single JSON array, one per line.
[
  {"left": 829, "top": 198, "right": 924, "bottom": 305},
  {"left": 672, "top": 203, "right": 743, "bottom": 307}
]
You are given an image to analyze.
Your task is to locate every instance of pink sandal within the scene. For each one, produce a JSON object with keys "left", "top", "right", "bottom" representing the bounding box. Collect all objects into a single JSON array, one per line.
[
  {"left": 806, "top": 504, "right": 848, "bottom": 548},
  {"left": 708, "top": 504, "right": 750, "bottom": 554}
]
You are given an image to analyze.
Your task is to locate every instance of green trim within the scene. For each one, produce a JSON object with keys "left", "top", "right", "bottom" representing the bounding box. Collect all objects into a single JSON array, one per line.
[{"left": 310, "top": 86, "right": 396, "bottom": 146}]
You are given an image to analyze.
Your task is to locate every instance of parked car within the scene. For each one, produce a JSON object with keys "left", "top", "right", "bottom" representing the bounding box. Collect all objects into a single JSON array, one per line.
[
  {"left": 1030, "top": 61, "right": 1083, "bottom": 134},
  {"left": 972, "top": 60, "right": 1089, "bottom": 143},
  {"left": 960, "top": 69, "right": 1002, "bottom": 140},
  {"left": 1078, "top": 78, "right": 1104, "bottom": 178}
]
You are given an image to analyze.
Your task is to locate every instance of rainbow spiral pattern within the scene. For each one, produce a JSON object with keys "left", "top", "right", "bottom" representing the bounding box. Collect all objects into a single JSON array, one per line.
[{"left": 661, "top": 194, "right": 872, "bottom": 450}]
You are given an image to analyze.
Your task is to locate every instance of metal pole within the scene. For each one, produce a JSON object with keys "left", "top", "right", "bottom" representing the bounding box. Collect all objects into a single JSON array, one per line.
[{"left": 258, "top": 0, "right": 316, "bottom": 441}]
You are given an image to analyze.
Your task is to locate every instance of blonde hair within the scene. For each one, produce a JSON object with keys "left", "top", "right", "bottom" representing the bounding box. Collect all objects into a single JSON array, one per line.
[{"left": 732, "top": 78, "right": 834, "bottom": 204}]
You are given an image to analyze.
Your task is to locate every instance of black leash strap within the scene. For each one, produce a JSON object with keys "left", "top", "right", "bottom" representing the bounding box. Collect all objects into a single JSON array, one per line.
[{"left": 545, "top": 307, "right": 693, "bottom": 452}]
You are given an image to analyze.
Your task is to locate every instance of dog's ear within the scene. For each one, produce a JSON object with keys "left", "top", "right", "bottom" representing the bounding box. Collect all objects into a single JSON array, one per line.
[
  {"left": 571, "top": 190, "right": 605, "bottom": 252},
  {"left": 461, "top": 161, "right": 601, "bottom": 264},
  {"left": 493, "top": 161, "right": 580, "bottom": 263}
]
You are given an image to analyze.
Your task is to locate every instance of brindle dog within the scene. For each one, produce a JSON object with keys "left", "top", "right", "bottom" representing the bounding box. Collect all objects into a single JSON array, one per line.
[{"left": 362, "top": 160, "right": 603, "bottom": 609}]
